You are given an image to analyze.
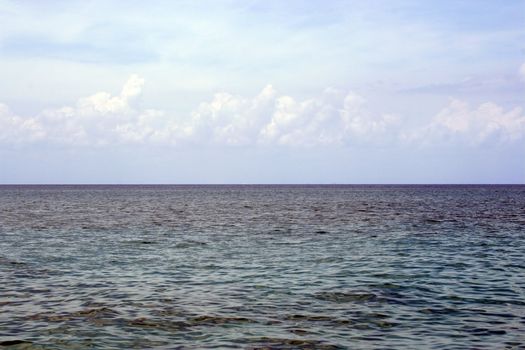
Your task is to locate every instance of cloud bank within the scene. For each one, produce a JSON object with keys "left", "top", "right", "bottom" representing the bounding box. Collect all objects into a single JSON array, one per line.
[
  {"left": 1, "top": 71, "right": 524, "bottom": 148},
  {"left": 404, "top": 99, "right": 525, "bottom": 146}
]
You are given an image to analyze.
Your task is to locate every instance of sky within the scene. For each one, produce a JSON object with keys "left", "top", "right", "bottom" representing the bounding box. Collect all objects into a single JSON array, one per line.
[{"left": 0, "top": 0, "right": 524, "bottom": 184}]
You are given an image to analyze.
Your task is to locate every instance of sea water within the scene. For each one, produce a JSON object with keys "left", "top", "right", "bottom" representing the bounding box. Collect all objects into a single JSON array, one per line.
[{"left": 0, "top": 185, "right": 524, "bottom": 349}]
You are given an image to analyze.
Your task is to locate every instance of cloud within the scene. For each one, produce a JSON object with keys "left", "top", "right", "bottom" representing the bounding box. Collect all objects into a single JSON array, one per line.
[
  {"left": 0, "top": 74, "right": 173, "bottom": 146},
  {"left": 1, "top": 73, "right": 524, "bottom": 149},
  {"left": 189, "top": 85, "right": 398, "bottom": 147},
  {"left": 404, "top": 99, "right": 525, "bottom": 145},
  {"left": 520, "top": 62, "right": 525, "bottom": 81},
  {"left": 34, "top": 74, "right": 167, "bottom": 146},
  {"left": 0, "top": 103, "right": 44, "bottom": 144},
  {"left": 0, "top": 75, "right": 400, "bottom": 147}
]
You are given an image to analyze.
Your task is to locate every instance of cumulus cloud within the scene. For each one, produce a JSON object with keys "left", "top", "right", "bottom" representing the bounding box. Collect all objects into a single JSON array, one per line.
[
  {"left": 404, "top": 99, "right": 525, "bottom": 145},
  {"left": 190, "top": 86, "right": 398, "bottom": 146},
  {"left": 2, "top": 75, "right": 174, "bottom": 146},
  {"left": 1, "top": 73, "right": 524, "bottom": 148},
  {"left": 0, "top": 75, "right": 399, "bottom": 147},
  {"left": 0, "top": 103, "right": 44, "bottom": 144}
]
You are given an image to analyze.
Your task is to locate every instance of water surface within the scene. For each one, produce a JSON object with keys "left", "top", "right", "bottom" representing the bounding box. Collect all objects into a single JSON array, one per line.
[{"left": 1, "top": 185, "right": 524, "bottom": 349}]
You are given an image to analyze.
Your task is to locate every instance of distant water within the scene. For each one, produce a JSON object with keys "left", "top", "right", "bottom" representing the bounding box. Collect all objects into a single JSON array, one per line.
[{"left": 1, "top": 185, "right": 524, "bottom": 349}]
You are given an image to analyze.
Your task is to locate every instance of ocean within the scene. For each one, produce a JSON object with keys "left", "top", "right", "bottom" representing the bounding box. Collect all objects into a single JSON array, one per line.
[{"left": 0, "top": 185, "right": 524, "bottom": 349}]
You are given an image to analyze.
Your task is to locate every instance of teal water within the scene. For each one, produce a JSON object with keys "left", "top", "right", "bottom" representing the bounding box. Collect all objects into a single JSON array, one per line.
[{"left": 0, "top": 185, "right": 524, "bottom": 349}]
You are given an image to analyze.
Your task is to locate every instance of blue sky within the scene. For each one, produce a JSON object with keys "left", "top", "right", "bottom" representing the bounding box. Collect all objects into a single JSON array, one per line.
[{"left": 0, "top": 0, "right": 524, "bottom": 183}]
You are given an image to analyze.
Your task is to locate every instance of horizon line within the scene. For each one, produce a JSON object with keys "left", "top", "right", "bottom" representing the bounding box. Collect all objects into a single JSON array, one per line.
[{"left": 0, "top": 183, "right": 523, "bottom": 186}]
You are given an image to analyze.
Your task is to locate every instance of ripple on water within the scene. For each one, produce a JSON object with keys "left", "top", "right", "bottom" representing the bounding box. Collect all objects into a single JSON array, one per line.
[{"left": 0, "top": 185, "right": 524, "bottom": 349}]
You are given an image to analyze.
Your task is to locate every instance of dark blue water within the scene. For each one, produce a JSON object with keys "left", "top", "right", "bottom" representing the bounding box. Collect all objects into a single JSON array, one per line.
[{"left": 1, "top": 185, "right": 524, "bottom": 349}]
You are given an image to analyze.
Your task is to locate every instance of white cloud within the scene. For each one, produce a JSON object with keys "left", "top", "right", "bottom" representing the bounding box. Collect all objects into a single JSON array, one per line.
[
  {"left": 405, "top": 99, "right": 525, "bottom": 145},
  {"left": 188, "top": 85, "right": 399, "bottom": 147},
  {"left": 187, "top": 85, "right": 277, "bottom": 146},
  {"left": 24, "top": 74, "right": 178, "bottom": 146},
  {"left": 0, "top": 103, "right": 44, "bottom": 144},
  {"left": 10, "top": 74, "right": 397, "bottom": 147},
  {"left": 0, "top": 74, "right": 524, "bottom": 148}
]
